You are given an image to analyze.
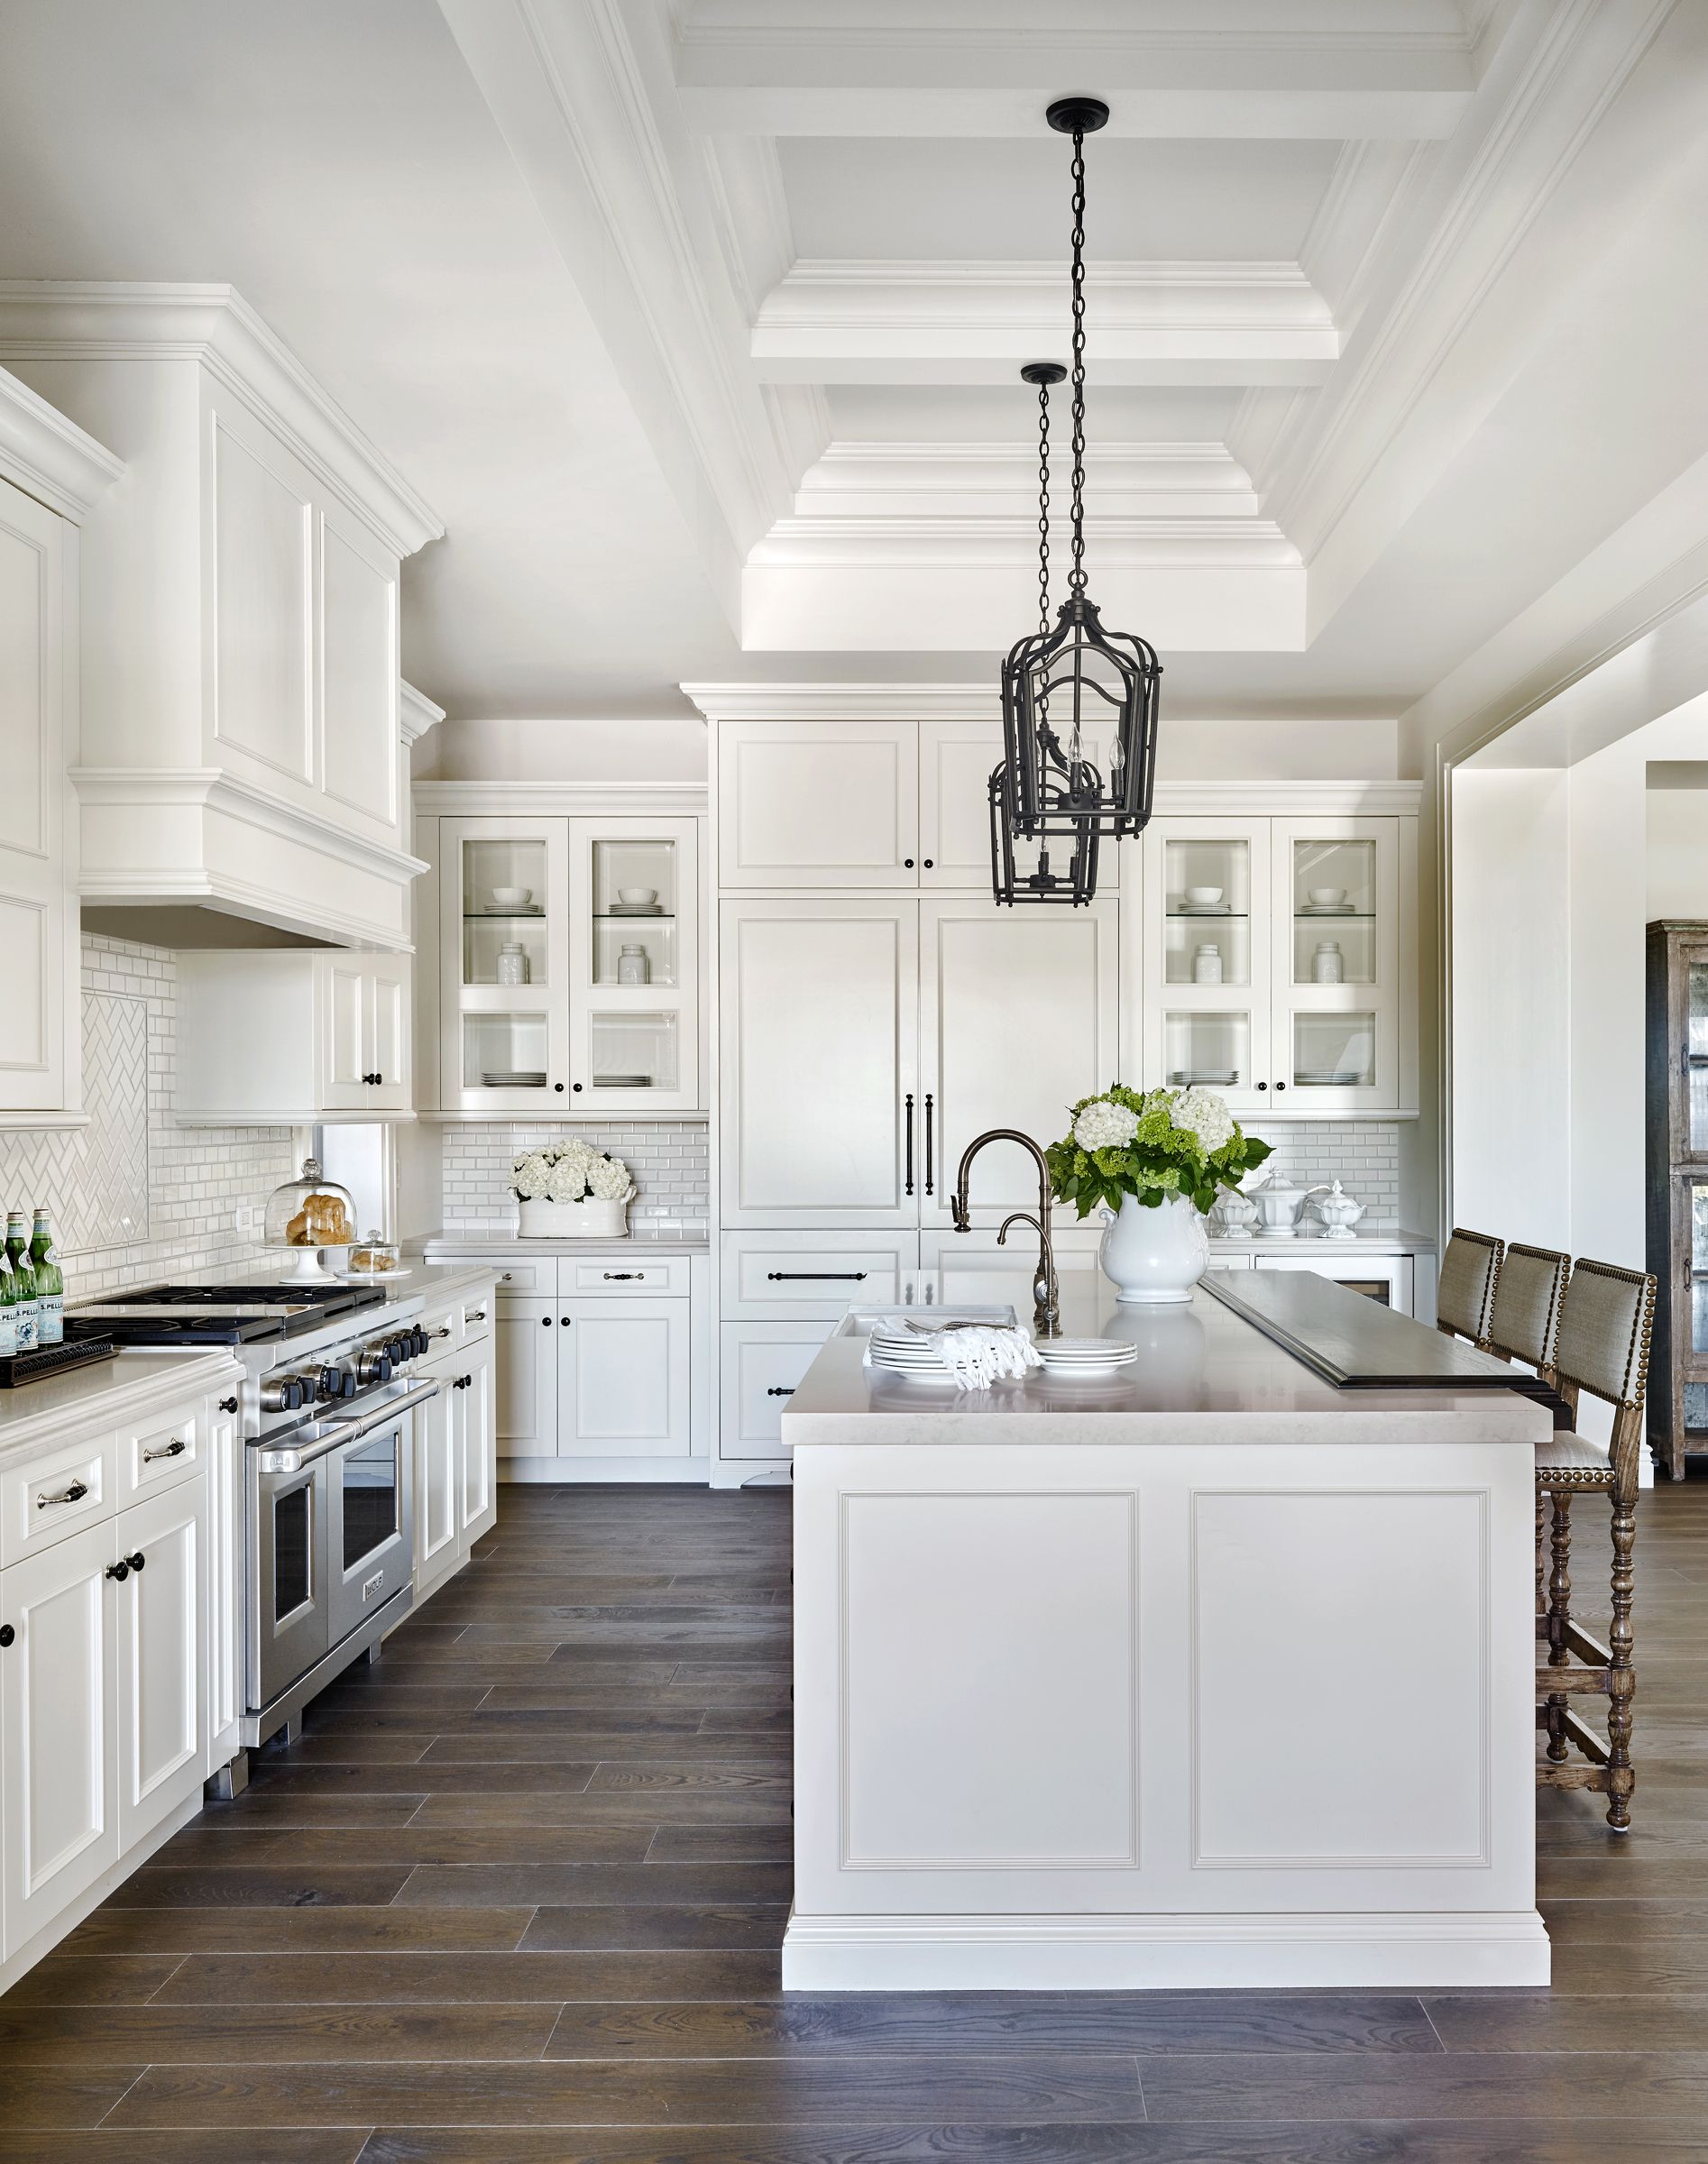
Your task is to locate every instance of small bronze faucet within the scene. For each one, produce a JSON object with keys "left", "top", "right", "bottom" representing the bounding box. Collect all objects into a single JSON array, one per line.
[{"left": 950, "top": 1128, "right": 1061, "bottom": 1339}]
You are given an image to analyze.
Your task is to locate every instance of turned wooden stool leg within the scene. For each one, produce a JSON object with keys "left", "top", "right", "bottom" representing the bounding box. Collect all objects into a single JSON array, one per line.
[
  {"left": 1536, "top": 1489, "right": 1547, "bottom": 1616},
  {"left": 1547, "top": 1490, "right": 1573, "bottom": 1764},
  {"left": 1605, "top": 1487, "right": 1637, "bottom": 1831}
]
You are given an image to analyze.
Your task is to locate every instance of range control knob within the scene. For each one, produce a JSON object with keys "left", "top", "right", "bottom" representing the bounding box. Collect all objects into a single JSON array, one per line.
[
  {"left": 317, "top": 1362, "right": 358, "bottom": 1402},
  {"left": 408, "top": 1325, "right": 429, "bottom": 1360},
  {"left": 356, "top": 1344, "right": 394, "bottom": 1388},
  {"left": 260, "top": 1373, "right": 308, "bottom": 1414},
  {"left": 387, "top": 1333, "right": 413, "bottom": 1365}
]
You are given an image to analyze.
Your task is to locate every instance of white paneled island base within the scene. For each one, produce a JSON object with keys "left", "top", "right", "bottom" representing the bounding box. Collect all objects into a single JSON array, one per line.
[{"left": 782, "top": 1284, "right": 1549, "bottom": 1992}]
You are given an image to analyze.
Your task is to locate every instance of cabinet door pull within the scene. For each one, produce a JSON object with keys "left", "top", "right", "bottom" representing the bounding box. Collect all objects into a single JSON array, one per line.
[
  {"left": 1274, "top": 1080, "right": 1287, "bottom": 1093},
  {"left": 561, "top": 1316, "right": 573, "bottom": 1326},
  {"left": 924, "top": 1093, "right": 934, "bottom": 1196},
  {"left": 905, "top": 1093, "right": 914, "bottom": 1197},
  {"left": 430, "top": 1325, "right": 453, "bottom": 1340},
  {"left": 465, "top": 1309, "right": 486, "bottom": 1323},
  {"left": 36, "top": 1479, "right": 88, "bottom": 1511},
  {"left": 219, "top": 1395, "right": 240, "bottom": 1414},
  {"left": 602, "top": 1271, "right": 638, "bottom": 1280},
  {"left": 143, "top": 1438, "right": 187, "bottom": 1463},
  {"left": 0, "top": 1625, "right": 14, "bottom": 1648},
  {"left": 106, "top": 1558, "right": 129, "bottom": 1582},
  {"left": 541, "top": 1316, "right": 553, "bottom": 1327},
  {"left": 128, "top": 1551, "right": 145, "bottom": 1572},
  {"left": 766, "top": 1271, "right": 868, "bottom": 1281},
  {"left": 767, "top": 1386, "right": 795, "bottom": 1398}
]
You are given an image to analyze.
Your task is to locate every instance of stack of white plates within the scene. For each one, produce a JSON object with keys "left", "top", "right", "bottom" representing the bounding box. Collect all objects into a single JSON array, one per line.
[
  {"left": 1035, "top": 1336, "right": 1139, "bottom": 1377},
  {"left": 868, "top": 1329, "right": 960, "bottom": 1382}
]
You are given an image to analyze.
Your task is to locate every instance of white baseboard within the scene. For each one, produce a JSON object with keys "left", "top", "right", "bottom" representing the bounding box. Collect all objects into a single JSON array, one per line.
[{"left": 780, "top": 1907, "right": 1552, "bottom": 1991}]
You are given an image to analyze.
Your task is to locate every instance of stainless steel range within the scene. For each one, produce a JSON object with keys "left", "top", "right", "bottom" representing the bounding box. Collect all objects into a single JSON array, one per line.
[{"left": 69, "top": 1282, "right": 445, "bottom": 1758}]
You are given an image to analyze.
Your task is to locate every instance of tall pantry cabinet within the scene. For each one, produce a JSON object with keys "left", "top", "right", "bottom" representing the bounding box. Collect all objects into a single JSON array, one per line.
[{"left": 698, "top": 692, "right": 1122, "bottom": 1484}]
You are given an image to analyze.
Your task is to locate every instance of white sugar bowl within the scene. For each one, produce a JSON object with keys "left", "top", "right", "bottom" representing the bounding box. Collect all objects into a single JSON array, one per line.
[
  {"left": 1315, "top": 1179, "right": 1366, "bottom": 1240},
  {"left": 1213, "top": 1187, "right": 1259, "bottom": 1239}
]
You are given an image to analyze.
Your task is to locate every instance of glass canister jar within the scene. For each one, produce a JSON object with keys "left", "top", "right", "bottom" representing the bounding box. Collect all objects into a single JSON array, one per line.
[
  {"left": 1311, "top": 940, "right": 1345, "bottom": 984},
  {"left": 617, "top": 941, "right": 651, "bottom": 986},
  {"left": 1193, "top": 942, "right": 1223, "bottom": 986},
  {"left": 497, "top": 940, "right": 529, "bottom": 986}
]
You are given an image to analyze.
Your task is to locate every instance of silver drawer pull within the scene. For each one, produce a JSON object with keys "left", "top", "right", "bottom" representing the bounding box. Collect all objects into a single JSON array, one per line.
[
  {"left": 428, "top": 1325, "right": 453, "bottom": 1341},
  {"left": 464, "top": 1308, "right": 486, "bottom": 1324},
  {"left": 37, "top": 1479, "right": 89, "bottom": 1510},
  {"left": 142, "top": 1438, "right": 187, "bottom": 1464}
]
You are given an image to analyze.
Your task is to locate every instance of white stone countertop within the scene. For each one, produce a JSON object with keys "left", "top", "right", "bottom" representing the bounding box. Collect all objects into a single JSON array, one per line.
[
  {"left": 420, "top": 1233, "right": 709, "bottom": 1258},
  {"left": 1208, "top": 1225, "right": 1436, "bottom": 1253},
  {"left": 0, "top": 1346, "right": 244, "bottom": 1472},
  {"left": 783, "top": 1279, "right": 1545, "bottom": 1450}
]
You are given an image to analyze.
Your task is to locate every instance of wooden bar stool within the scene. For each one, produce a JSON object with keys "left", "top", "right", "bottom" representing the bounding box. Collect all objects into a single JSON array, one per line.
[
  {"left": 1533, "top": 1258, "right": 1657, "bottom": 1831},
  {"left": 1479, "top": 1244, "right": 1572, "bottom": 1619},
  {"left": 1436, "top": 1227, "right": 1503, "bottom": 1347}
]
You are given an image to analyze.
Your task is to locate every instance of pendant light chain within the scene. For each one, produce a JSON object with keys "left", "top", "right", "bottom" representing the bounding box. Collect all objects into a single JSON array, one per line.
[
  {"left": 1035, "top": 373, "right": 1052, "bottom": 638},
  {"left": 1068, "top": 124, "right": 1088, "bottom": 595}
]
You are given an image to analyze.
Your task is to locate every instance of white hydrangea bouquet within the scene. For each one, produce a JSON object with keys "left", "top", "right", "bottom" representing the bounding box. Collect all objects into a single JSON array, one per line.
[
  {"left": 1046, "top": 1083, "right": 1272, "bottom": 1218},
  {"left": 512, "top": 1142, "right": 636, "bottom": 1238}
]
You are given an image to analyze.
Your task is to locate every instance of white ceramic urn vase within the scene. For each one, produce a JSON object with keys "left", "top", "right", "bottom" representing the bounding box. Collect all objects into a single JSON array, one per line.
[
  {"left": 518, "top": 1191, "right": 634, "bottom": 1239},
  {"left": 1099, "top": 1193, "right": 1211, "bottom": 1305}
]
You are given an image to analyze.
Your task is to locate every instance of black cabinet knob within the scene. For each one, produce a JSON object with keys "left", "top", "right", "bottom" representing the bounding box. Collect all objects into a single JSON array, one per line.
[
  {"left": 1274, "top": 1080, "right": 1287, "bottom": 1092},
  {"left": 560, "top": 1316, "right": 572, "bottom": 1326},
  {"left": 923, "top": 858, "right": 933, "bottom": 868},
  {"left": 106, "top": 1559, "right": 129, "bottom": 1582},
  {"left": 541, "top": 1316, "right": 553, "bottom": 1326},
  {"left": 572, "top": 1082, "right": 583, "bottom": 1092},
  {"left": 218, "top": 1395, "right": 239, "bottom": 1414},
  {"left": 904, "top": 857, "right": 914, "bottom": 868},
  {"left": 767, "top": 1386, "right": 795, "bottom": 1398},
  {"left": 1255, "top": 1081, "right": 1267, "bottom": 1091},
  {"left": 128, "top": 1551, "right": 145, "bottom": 1572},
  {"left": 0, "top": 1624, "right": 14, "bottom": 1648}
]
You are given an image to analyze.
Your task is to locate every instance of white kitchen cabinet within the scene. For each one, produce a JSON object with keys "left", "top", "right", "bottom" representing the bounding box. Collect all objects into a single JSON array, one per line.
[
  {"left": 494, "top": 1298, "right": 558, "bottom": 1459},
  {"left": 558, "top": 1298, "right": 692, "bottom": 1460},
  {"left": 720, "top": 1321, "right": 838, "bottom": 1457},
  {"left": 919, "top": 896, "right": 1119, "bottom": 1226},
  {"left": 721, "top": 898, "right": 919, "bottom": 1227},
  {"left": 432, "top": 810, "right": 700, "bottom": 1116},
  {"left": 413, "top": 1360, "right": 461, "bottom": 1597},
  {"left": 0, "top": 1519, "right": 117, "bottom": 1958},
  {"left": 719, "top": 720, "right": 919, "bottom": 886},
  {"left": 455, "top": 1340, "right": 498, "bottom": 1545},
  {"left": 721, "top": 1231, "right": 921, "bottom": 1319},
  {"left": 918, "top": 720, "right": 1119, "bottom": 891},
  {"left": 1253, "top": 1249, "right": 1416, "bottom": 1316},
  {"left": 0, "top": 470, "right": 78, "bottom": 1123},
  {"left": 205, "top": 1403, "right": 243, "bottom": 1779},
  {"left": 175, "top": 949, "right": 414, "bottom": 1123},
  {"left": 114, "top": 1476, "right": 207, "bottom": 1854},
  {"left": 1134, "top": 805, "right": 1417, "bottom": 1117},
  {"left": 0, "top": 290, "right": 439, "bottom": 949}
]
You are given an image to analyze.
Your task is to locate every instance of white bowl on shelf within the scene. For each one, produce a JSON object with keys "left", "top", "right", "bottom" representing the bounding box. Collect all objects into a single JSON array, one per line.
[
  {"left": 1183, "top": 885, "right": 1223, "bottom": 906},
  {"left": 490, "top": 886, "right": 532, "bottom": 908},
  {"left": 1308, "top": 886, "right": 1346, "bottom": 906},
  {"left": 618, "top": 886, "right": 657, "bottom": 906}
]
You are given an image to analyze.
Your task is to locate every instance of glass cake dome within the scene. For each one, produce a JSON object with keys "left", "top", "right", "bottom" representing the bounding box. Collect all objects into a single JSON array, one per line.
[{"left": 264, "top": 1157, "right": 357, "bottom": 1282}]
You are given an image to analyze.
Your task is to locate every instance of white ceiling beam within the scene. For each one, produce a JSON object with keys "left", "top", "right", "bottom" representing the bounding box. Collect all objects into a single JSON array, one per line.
[
  {"left": 752, "top": 261, "right": 1337, "bottom": 388},
  {"left": 672, "top": 18, "right": 1475, "bottom": 139},
  {"left": 792, "top": 440, "right": 1262, "bottom": 520}
]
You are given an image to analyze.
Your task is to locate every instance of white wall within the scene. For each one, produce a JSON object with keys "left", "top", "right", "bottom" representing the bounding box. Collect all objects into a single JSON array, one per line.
[
  {"left": 416, "top": 714, "right": 708, "bottom": 784},
  {"left": 1647, "top": 774, "right": 1708, "bottom": 920}
]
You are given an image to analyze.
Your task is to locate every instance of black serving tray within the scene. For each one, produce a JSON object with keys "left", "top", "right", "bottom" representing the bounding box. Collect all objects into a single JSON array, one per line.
[{"left": 0, "top": 1335, "right": 118, "bottom": 1389}]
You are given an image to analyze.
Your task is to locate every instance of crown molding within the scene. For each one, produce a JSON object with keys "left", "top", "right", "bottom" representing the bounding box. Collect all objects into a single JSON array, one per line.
[
  {"left": 682, "top": 682, "right": 1006, "bottom": 724},
  {"left": 399, "top": 680, "right": 447, "bottom": 747},
  {"left": 0, "top": 282, "right": 444, "bottom": 557},
  {"left": 752, "top": 260, "right": 1336, "bottom": 389},
  {"left": 748, "top": 516, "right": 1297, "bottom": 570},
  {"left": 413, "top": 780, "right": 707, "bottom": 814},
  {"left": 790, "top": 438, "right": 1263, "bottom": 523},
  {"left": 0, "top": 362, "right": 124, "bottom": 521}
]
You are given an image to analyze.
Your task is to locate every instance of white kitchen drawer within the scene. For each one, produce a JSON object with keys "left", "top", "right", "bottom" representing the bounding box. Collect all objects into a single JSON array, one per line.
[
  {"left": 3, "top": 1429, "right": 116, "bottom": 1568},
  {"left": 721, "top": 1232, "right": 918, "bottom": 1319},
  {"left": 117, "top": 1401, "right": 202, "bottom": 1505},
  {"left": 490, "top": 1259, "right": 552, "bottom": 1297},
  {"left": 460, "top": 1291, "right": 494, "bottom": 1345},
  {"left": 566, "top": 1257, "right": 692, "bottom": 1297},
  {"left": 720, "top": 1321, "right": 836, "bottom": 1459},
  {"left": 1204, "top": 1252, "right": 1256, "bottom": 1270}
]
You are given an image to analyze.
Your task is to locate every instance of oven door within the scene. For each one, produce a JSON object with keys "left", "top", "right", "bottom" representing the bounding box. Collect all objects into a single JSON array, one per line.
[
  {"left": 326, "top": 1396, "right": 420, "bottom": 1646},
  {"left": 250, "top": 1453, "right": 331, "bottom": 1713}
]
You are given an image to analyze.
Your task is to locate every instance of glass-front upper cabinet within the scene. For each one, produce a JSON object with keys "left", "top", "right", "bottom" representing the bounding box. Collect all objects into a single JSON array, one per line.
[
  {"left": 438, "top": 814, "right": 699, "bottom": 1115},
  {"left": 1138, "top": 819, "right": 1272, "bottom": 1112},
  {"left": 1271, "top": 819, "right": 1400, "bottom": 1113}
]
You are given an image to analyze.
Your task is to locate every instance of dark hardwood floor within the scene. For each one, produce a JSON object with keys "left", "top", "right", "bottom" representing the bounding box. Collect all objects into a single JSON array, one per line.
[{"left": 6, "top": 1477, "right": 1708, "bottom": 2160}]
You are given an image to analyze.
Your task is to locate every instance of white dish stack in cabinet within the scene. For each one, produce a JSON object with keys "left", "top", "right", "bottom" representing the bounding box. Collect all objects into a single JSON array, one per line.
[
  {"left": 0, "top": 1357, "right": 243, "bottom": 1992},
  {"left": 411, "top": 790, "right": 704, "bottom": 1119},
  {"left": 693, "top": 691, "right": 1125, "bottom": 1486}
]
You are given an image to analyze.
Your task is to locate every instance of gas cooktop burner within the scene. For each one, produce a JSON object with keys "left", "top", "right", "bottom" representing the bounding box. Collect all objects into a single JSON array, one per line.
[{"left": 67, "top": 1280, "right": 388, "bottom": 1347}]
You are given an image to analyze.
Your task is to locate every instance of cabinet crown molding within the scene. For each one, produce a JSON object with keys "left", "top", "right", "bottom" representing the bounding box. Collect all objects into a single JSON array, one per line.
[
  {"left": 0, "top": 361, "right": 124, "bottom": 520},
  {"left": 0, "top": 282, "right": 443, "bottom": 558},
  {"left": 399, "top": 680, "right": 446, "bottom": 746},
  {"left": 413, "top": 781, "right": 707, "bottom": 816}
]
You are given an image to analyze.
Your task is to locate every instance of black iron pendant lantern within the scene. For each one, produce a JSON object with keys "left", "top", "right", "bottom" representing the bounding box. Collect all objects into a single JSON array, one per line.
[{"left": 997, "top": 96, "right": 1162, "bottom": 869}]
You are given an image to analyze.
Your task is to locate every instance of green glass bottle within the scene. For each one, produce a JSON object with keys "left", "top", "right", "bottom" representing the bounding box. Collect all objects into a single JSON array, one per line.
[
  {"left": 0, "top": 1242, "right": 17, "bottom": 1361},
  {"left": 5, "top": 1210, "right": 36, "bottom": 1352},
  {"left": 30, "top": 1208, "right": 63, "bottom": 1345}
]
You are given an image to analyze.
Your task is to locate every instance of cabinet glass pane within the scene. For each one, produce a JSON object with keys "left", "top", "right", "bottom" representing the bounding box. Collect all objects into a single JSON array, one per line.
[
  {"left": 1164, "top": 839, "right": 1250, "bottom": 986},
  {"left": 1292, "top": 1012, "right": 1375, "bottom": 1092},
  {"left": 1291, "top": 838, "right": 1376, "bottom": 986},
  {"left": 1692, "top": 1184, "right": 1708, "bottom": 1357},
  {"left": 462, "top": 837, "right": 550, "bottom": 988},
  {"left": 590, "top": 1010, "right": 678, "bottom": 1093},
  {"left": 1164, "top": 1010, "right": 1251, "bottom": 1090},
  {"left": 1690, "top": 963, "right": 1708, "bottom": 1152},
  {"left": 463, "top": 1012, "right": 550, "bottom": 1093},
  {"left": 592, "top": 839, "right": 678, "bottom": 987}
]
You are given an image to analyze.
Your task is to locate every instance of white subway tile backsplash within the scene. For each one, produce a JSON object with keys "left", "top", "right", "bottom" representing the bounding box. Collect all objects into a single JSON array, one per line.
[
  {"left": 440, "top": 1118, "right": 710, "bottom": 1237},
  {"left": 1243, "top": 1119, "right": 1403, "bottom": 1225}
]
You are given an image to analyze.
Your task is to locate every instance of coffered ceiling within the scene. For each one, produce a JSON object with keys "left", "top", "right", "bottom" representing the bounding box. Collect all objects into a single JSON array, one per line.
[{"left": 1, "top": 0, "right": 1704, "bottom": 720}]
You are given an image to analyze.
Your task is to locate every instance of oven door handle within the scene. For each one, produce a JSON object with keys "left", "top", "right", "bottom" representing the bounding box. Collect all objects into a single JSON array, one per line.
[
  {"left": 262, "top": 1380, "right": 443, "bottom": 1472},
  {"left": 323, "top": 1379, "right": 441, "bottom": 1446}
]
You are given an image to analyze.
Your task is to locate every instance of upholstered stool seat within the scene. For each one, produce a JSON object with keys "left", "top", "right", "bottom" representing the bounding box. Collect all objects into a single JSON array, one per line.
[{"left": 1534, "top": 1432, "right": 1614, "bottom": 1486}]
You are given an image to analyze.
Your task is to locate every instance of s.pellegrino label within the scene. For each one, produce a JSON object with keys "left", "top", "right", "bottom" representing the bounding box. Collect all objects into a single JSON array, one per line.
[
  {"left": 5, "top": 1211, "right": 36, "bottom": 1352},
  {"left": 0, "top": 1251, "right": 17, "bottom": 1361},
  {"left": 30, "top": 1209, "right": 63, "bottom": 1345}
]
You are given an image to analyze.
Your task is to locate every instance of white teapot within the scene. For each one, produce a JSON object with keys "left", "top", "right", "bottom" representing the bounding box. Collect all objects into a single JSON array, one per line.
[
  {"left": 1249, "top": 1172, "right": 1328, "bottom": 1239},
  {"left": 1314, "top": 1178, "right": 1366, "bottom": 1241}
]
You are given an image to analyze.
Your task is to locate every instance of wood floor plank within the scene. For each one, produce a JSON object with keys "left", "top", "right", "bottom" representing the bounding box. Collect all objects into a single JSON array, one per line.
[
  {"left": 152, "top": 1949, "right": 784, "bottom": 2005},
  {"left": 0, "top": 2137, "right": 366, "bottom": 2164},
  {"left": 107, "top": 2055, "right": 1147, "bottom": 2128},
  {"left": 645, "top": 1824, "right": 794, "bottom": 1862},
  {"left": 0, "top": 2001, "right": 562, "bottom": 2063},
  {"left": 0, "top": 2065, "right": 148, "bottom": 2129},
  {"left": 1425, "top": 1991, "right": 1708, "bottom": 2051},
  {"left": 60, "top": 1907, "right": 536, "bottom": 1957},
  {"left": 0, "top": 1956, "right": 186, "bottom": 2006},
  {"left": 247, "top": 1762, "right": 601, "bottom": 1797},
  {"left": 100, "top": 1865, "right": 413, "bottom": 1909},
  {"left": 408, "top": 1790, "right": 792, "bottom": 1830},
  {"left": 519, "top": 1903, "right": 792, "bottom": 1952},
  {"left": 160, "top": 1827, "right": 657, "bottom": 1868},
  {"left": 1134, "top": 2048, "right": 1708, "bottom": 2119}
]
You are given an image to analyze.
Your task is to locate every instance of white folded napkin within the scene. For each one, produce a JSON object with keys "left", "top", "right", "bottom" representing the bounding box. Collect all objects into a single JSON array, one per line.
[{"left": 871, "top": 1319, "right": 1041, "bottom": 1390}]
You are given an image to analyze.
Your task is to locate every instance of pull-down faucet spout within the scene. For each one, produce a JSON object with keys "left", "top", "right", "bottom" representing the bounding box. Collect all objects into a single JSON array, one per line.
[{"left": 950, "top": 1129, "right": 1061, "bottom": 1339}]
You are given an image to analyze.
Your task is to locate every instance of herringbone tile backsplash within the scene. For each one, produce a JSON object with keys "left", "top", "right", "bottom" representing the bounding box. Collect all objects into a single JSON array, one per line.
[{"left": 0, "top": 935, "right": 297, "bottom": 1298}]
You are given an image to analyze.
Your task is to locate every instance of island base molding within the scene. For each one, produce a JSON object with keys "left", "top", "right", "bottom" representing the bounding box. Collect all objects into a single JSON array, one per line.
[{"left": 781, "top": 1907, "right": 1552, "bottom": 1992}]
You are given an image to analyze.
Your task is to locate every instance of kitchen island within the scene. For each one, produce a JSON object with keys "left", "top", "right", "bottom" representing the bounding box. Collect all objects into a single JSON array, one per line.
[{"left": 781, "top": 1274, "right": 1549, "bottom": 1991}]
